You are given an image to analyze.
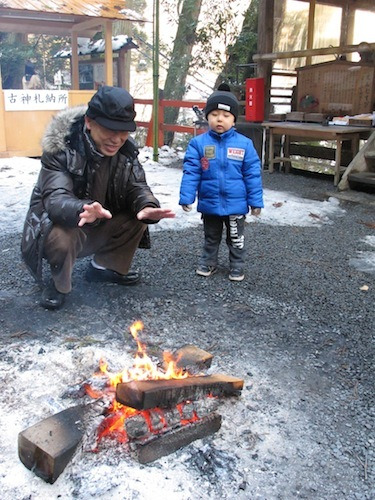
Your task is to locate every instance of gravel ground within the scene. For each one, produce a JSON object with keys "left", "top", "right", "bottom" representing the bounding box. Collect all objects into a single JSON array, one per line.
[{"left": 0, "top": 169, "right": 374, "bottom": 499}]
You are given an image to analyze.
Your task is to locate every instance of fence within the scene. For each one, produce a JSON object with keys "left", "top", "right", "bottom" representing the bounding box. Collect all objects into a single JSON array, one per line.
[{"left": 134, "top": 98, "right": 206, "bottom": 147}]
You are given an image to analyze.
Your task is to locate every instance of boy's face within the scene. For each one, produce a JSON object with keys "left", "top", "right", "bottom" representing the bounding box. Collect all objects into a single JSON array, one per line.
[
  {"left": 85, "top": 116, "right": 129, "bottom": 156},
  {"left": 207, "top": 109, "right": 235, "bottom": 134}
]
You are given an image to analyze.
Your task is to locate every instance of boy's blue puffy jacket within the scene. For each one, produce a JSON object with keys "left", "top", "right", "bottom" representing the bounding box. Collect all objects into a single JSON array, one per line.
[{"left": 179, "top": 127, "right": 264, "bottom": 216}]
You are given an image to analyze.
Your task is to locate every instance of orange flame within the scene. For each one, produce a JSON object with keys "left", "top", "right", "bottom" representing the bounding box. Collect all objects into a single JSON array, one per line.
[
  {"left": 94, "top": 320, "right": 189, "bottom": 388},
  {"left": 85, "top": 321, "right": 200, "bottom": 447}
]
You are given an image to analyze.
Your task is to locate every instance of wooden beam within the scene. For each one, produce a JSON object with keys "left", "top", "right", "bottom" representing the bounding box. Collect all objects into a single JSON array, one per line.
[
  {"left": 293, "top": 0, "right": 375, "bottom": 11},
  {"left": 71, "top": 18, "right": 103, "bottom": 33},
  {"left": 116, "top": 374, "right": 244, "bottom": 410},
  {"left": 253, "top": 42, "right": 375, "bottom": 61},
  {"left": 0, "top": 20, "right": 80, "bottom": 35}
]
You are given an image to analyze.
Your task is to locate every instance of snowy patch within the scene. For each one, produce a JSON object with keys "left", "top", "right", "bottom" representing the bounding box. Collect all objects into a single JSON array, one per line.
[
  {"left": 258, "top": 191, "right": 346, "bottom": 227},
  {"left": 0, "top": 150, "right": 349, "bottom": 236},
  {"left": 349, "top": 235, "right": 375, "bottom": 273}
]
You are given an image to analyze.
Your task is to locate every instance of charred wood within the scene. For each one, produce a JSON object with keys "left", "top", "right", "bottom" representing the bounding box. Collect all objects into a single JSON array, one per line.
[
  {"left": 173, "top": 344, "right": 213, "bottom": 372},
  {"left": 18, "top": 405, "right": 89, "bottom": 484},
  {"left": 131, "top": 412, "right": 222, "bottom": 464}
]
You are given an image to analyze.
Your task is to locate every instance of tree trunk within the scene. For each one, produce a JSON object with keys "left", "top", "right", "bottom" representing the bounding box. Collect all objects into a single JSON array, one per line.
[{"left": 163, "top": 0, "right": 203, "bottom": 145}]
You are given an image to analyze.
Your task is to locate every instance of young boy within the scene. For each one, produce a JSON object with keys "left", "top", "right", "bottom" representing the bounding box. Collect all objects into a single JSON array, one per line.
[{"left": 179, "top": 87, "right": 264, "bottom": 281}]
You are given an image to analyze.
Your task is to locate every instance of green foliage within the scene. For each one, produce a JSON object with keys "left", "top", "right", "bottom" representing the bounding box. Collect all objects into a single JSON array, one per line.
[
  {"left": 0, "top": 32, "right": 70, "bottom": 89},
  {"left": 0, "top": 34, "right": 34, "bottom": 88},
  {"left": 216, "top": 0, "right": 259, "bottom": 85},
  {"left": 35, "top": 35, "right": 71, "bottom": 86},
  {"left": 192, "top": 0, "right": 250, "bottom": 75}
]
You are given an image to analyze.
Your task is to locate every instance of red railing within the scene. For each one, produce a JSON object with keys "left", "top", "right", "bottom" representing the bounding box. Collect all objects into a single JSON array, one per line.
[{"left": 134, "top": 98, "right": 206, "bottom": 146}]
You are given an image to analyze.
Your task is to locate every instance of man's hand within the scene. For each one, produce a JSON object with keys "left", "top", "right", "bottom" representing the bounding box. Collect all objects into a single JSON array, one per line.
[
  {"left": 182, "top": 204, "right": 193, "bottom": 212},
  {"left": 137, "top": 207, "right": 176, "bottom": 221},
  {"left": 251, "top": 207, "right": 261, "bottom": 216},
  {"left": 78, "top": 202, "right": 112, "bottom": 227}
]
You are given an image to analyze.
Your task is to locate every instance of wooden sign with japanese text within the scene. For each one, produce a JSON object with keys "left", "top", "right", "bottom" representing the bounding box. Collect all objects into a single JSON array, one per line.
[{"left": 3, "top": 90, "right": 69, "bottom": 111}]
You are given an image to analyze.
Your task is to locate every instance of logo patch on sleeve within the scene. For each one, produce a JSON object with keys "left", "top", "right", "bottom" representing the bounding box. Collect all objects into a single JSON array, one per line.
[
  {"left": 201, "top": 157, "right": 209, "bottom": 170},
  {"left": 204, "top": 145, "right": 216, "bottom": 159},
  {"left": 227, "top": 148, "right": 245, "bottom": 161}
]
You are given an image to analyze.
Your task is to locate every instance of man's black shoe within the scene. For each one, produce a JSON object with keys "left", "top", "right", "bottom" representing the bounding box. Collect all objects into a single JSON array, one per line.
[
  {"left": 40, "top": 282, "right": 66, "bottom": 310},
  {"left": 86, "top": 265, "right": 141, "bottom": 286}
]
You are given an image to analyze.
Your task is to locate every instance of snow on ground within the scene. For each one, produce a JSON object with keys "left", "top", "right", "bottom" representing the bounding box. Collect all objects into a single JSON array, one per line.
[{"left": 0, "top": 146, "right": 374, "bottom": 270}]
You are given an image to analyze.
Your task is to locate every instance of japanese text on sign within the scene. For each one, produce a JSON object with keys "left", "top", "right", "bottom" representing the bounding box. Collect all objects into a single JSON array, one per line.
[{"left": 3, "top": 90, "right": 69, "bottom": 111}]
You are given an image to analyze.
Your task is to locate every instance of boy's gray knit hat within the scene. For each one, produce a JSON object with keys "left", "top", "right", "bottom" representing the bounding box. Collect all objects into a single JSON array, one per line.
[{"left": 204, "top": 90, "right": 239, "bottom": 121}]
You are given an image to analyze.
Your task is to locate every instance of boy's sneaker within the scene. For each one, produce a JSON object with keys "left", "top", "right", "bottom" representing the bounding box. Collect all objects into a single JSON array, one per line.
[
  {"left": 196, "top": 265, "right": 217, "bottom": 277},
  {"left": 229, "top": 269, "right": 244, "bottom": 282}
]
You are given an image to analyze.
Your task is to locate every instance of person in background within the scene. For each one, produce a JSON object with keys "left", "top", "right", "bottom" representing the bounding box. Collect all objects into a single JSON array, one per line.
[
  {"left": 179, "top": 85, "right": 263, "bottom": 282},
  {"left": 21, "top": 86, "right": 175, "bottom": 310},
  {"left": 22, "top": 62, "right": 42, "bottom": 90}
]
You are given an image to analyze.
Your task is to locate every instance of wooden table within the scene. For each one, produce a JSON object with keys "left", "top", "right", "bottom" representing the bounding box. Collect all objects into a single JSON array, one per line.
[{"left": 262, "top": 121, "right": 373, "bottom": 185}]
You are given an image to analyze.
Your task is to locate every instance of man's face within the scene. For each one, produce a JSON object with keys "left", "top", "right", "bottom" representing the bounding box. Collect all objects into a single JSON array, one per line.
[
  {"left": 85, "top": 117, "right": 129, "bottom": 156},
  {"left": 207, "top": 109, "right": 235, "bottom": 134}
]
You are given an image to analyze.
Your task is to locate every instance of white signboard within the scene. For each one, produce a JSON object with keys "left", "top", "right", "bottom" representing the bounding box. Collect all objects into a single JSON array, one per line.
[{"left": 3, "top": 90, "right": 69, "bottom": 111}]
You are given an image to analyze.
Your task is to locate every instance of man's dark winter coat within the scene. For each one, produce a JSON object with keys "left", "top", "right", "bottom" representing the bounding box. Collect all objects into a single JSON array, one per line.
[{"left": 21, "top": 106, "right": 160, "bottom": 283}]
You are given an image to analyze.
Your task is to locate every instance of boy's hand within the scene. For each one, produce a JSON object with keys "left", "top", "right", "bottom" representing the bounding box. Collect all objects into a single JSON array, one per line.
[
  {"left": 251, "top": 207, "right": 261, "bottom": 216},
  {"left": 182, "top": 204, "right": 193, "bottom": 212}
]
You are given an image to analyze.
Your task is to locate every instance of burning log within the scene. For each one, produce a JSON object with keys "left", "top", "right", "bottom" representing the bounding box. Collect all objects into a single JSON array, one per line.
[
  {"left": 18, "top": 404, "right": 90, "bottom": 484},
  {"left": 116, "top": 374, "right": 244, "bottom": 410},
  {"left": 130, "top": 412, "right": 222, "bottom": 464}
]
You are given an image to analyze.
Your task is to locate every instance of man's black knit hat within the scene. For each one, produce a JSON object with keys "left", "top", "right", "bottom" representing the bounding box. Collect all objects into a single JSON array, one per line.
[
  {"left": 86, "top": 86, "right": 136, "bottom": 132},
  {"left": 204, "top": 89, "right": 239, "bottom": 121}
]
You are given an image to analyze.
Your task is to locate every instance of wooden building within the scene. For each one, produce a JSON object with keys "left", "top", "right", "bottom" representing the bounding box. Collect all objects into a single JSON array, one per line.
[
  {"left": 0, "top": 0, "right": 145, "bottom": 157},
  {"left": 255, "top": 0, "right": 375, "bottom": 119},
  {"left": 254, "top": 0, "right": 375, "bottom": 187}
]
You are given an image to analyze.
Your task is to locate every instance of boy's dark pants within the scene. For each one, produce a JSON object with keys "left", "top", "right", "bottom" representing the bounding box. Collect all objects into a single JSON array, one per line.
[
  {"left": 43, "top": 213, "right": 146, "bottom": 293},
  {"left": 200, "top": 214, "right": 245, "bottom": 270}
]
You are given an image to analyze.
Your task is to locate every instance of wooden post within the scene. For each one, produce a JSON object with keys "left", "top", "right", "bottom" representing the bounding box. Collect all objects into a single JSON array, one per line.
[
  {"left": 118, "top": 48, "right": 131, "bottom": 89},
  {"left": 0, "top": 91, "right": 7, "bottom": 154},
  {"left": 104, "top": 20, "right": 113, "bottom": 86},
  {"left": 158, "top": 98, "right": 164, "bottom": 146},
  {"left": 306, "top": 0, "right": 316, "bottom": 66},
  {"left": 117, "top": 20, "right": 131, "bottom": 89},
  {"left": 146, "top": 96, "right": 164, "bottom": 148},
  {"left": 71, "top": 32, "right": 79, "bottom": 90},
  {"left": 257, "top": 0, "right": 274, "bottom": 119},
  {"left": 340, "top": 4, "right": 356, "bottom": 61}
]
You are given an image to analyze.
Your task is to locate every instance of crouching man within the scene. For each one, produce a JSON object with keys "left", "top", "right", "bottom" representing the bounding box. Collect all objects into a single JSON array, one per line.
[{"left": 21, "top": 86, "right": 175, "bottom": 310}]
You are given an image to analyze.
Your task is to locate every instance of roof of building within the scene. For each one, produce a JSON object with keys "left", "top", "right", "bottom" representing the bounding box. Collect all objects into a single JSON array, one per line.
[
  {"left": 0, "top": 0, "right": 149, "bottom": 36},
  {"left": 54, "top": 35, "right": 139, "bottom": 58},
  {"left": 0, "top": 0, "right": 147, "bottom": 20}
]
